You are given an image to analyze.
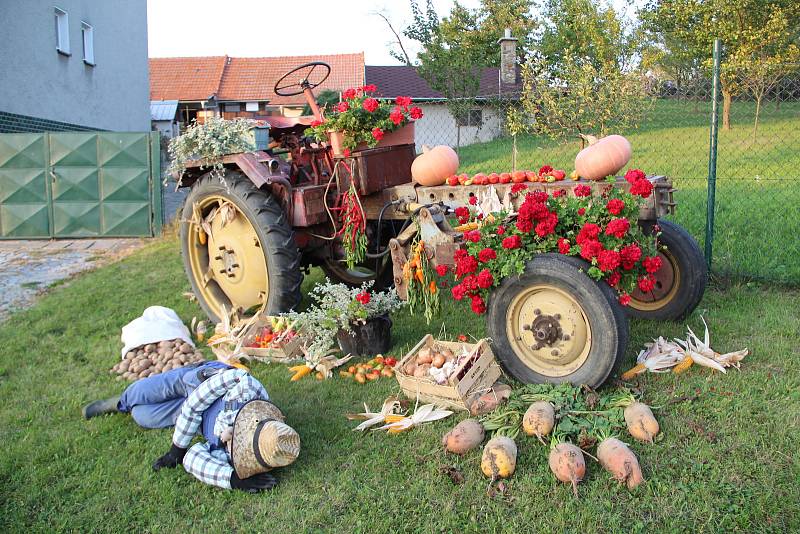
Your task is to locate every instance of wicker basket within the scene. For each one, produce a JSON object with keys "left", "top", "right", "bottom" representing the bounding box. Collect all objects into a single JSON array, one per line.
[{"left": 395, "top": 335, "right": 502, "bottom": 411}]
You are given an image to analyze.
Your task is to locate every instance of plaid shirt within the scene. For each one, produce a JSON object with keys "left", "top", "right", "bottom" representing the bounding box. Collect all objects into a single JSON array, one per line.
[{"left": 173, "top": 368, "right": 268, "bottom": 489}]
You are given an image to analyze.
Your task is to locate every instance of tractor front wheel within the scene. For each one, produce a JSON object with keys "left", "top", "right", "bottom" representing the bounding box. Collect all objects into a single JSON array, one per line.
[
  {"left": 180, "top": 172, "right": 302, "bottom": 322},
  {"left": 487, "top": 254, "right": 628, "bottom": 388},
  {"left": 627, "top": 219, "right": 706, "bottom": 321}
]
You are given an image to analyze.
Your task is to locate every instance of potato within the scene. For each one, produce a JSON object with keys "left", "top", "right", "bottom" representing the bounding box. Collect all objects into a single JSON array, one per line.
[
  {"left": 162, "top": 349, "right": 174, "bottom": 360},
  {"left": 119, "top": 360, "right": 130, "bottom": 372},
  {"left": 139, "top": 369, "right": 152, "bottom": 378},
  {"left": 442, "top": 419, "right": 485, "bottom": 454},
  {"left": 122, "top": 371, "right": 134, "bottom": 380},
  {"left": 416, "top": 349, "right": 433, "bottom": 365},
  {"left": 178, "top": 354, "right": 187, "bottom": 363},
  {"left": 144, "top": 344, "right": 156, "bottom": 353},
  {"left": 432, "top": 354, "right": 445, "bottom": 368},
  {"left": 180, "top": 343, "right": 192, "bottom": 354},
  {"left": 158, "top": 340, "right": 173, "bottom": 348},
  {"left": 125, "top": 351, "right": 136, "bottom": 360},
  {"left": 154, "top": 364, "right": 163, "bottom": 374}
]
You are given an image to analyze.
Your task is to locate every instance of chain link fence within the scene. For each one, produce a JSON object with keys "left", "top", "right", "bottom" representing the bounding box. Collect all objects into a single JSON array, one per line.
[{"left": 410, "top": 64, "right": 800, "bottom": 285}]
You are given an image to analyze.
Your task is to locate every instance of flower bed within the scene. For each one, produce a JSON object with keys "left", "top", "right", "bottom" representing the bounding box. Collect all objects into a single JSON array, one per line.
[{"left": 440, "top": 169, "right": 663, "bottom": 314}]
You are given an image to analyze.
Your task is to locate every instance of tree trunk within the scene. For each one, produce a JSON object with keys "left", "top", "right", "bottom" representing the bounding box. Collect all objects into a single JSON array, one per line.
[
  {"left": 752, "top": 95, "right": 762, "bottom": 143},
  {"left": 456, "top": 126, "right": 461, "bottom": 153},
  {"left": 722, "top": 88, "right": 732, "bottom": 131},
  {"left": 512, "top": 135, "right": 517, "bottom": 172}
]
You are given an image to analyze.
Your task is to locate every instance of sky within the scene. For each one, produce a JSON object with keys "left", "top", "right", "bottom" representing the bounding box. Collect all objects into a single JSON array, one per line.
[{"left": 147, "top": 0, "right": 640, "bottom": 65}]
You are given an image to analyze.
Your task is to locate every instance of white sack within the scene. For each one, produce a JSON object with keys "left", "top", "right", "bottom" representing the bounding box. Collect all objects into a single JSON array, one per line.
[{"left": 120, "top": 306, "right": 194, "bottom": 359}]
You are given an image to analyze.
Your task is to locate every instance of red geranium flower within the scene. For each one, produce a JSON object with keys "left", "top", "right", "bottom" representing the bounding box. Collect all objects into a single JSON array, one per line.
[
  {"left": 454, "top": 206, "right": 470, "bottom": 223},
  {"left": 606, "top": 270, "right": 621, "bottom": 287},
  {"left": 455, "top": 254, "right": 478, "bottom": 277},
  {"left": 395, "top": 95, "right": 412, "bottom": 107},
  {"left": 510, "top": 183, "right": 528, "bottom": 194},
  {"left": 516, "top": 217, "right": 533, "bottom": 233},
  {"left": 577, "top": 223, "right": 601, "bottom": 244},
  {"left": 606, "top": 198, "right": 625, "bottom": 215},
  {"left": 574, "top": 184, "right": 592, "bottom": 197},
  {"left": 371, "top": 127, "right": 384, "bottom": 141},
  {"left": 496, "top": 225, "right": 506, "bottom": 235},
  {"left": 539, "top": 165, "right": 553, "bottom": 175},
  {"left": 470, "top": 294, "right": 487, "bottom": 314},
  {"left": 389, "top": 108, "right": 405, "bottom": 125},
  {"left": 468, "top": 196, "right": 477, "bottom": 205},
  {"left": 620, "top": 243, "right": 642, "bottom": 267},
  {"left": 535, "top": 213, "right": 558, "bottom": 237},
  {"left": 579, "top": 240, "right": 603, "bottom": 260},
  {"left": 619, "top": 293, "right": 632, "bottom": 306},
  {"left": 362, "top": 98, "right": 379, "bottom": 112},
  {"left": 502, "top": 235, "right": 522, "bottom": 249},
  {"left": 552, "top": 189, "right": 566, "bottom": 197},
  {"left": 360, "top": 84, "right": 377, "bottom": 93},
  {"left": 451, "top": 284, "right": 467, "bottom": 301},
  {"left": 463, "top": 230, "right": 481, "bottom": 243},
  {"left": 310, "top": 119, "right": 324, "bottom": 127},
  {"left": 409, "top": 106, "right": 423, "bottom": 120},
  {"left": 577, "top": 207, "right": 586, "bottom": 216},
  {"left": 605, "top": 218, "right": 630, "bottom": 239},
  {"left": 597, "top": 249, "right": 621, "bottom": 272},
  {"left": 435, "top": 264, "right": 449, "bottom": 277},
  {"left": 532, "top": 191, "right": 549, "bottom": 203},
  {"left": 355, "top": 292, "right": 371, "bottom": 305},
  {"left": 643, "top": 255, "right": 663, "bottom": 274},
  {"left": 342, "top": 88, "right": 357, "bottom": 100},
  {"left": 558, "top": 238, "right": 571, "bottom": 254},
  {"left": 637, "top": 275, "right": 656, "bottom": 292},
  {"left": 477, "top": 269, "right": 494, "bottom": 289},
  {"left": 336, "top": 101, "right": 350, "bottom": 113},
  {"left": 624, "top": 169, "right": 646, "bottom": 183},
  {"left": 630, "top": 178, "right": 653, "bottom": 198},
  {"left": 343, "top": 148, "right": 351, "bottom": 157},
  {"left": 454, "top": 248, "right": 468, "bottom": 261},
  {"left": 478, "top": 248, "right": 497, "bottom": 263}
]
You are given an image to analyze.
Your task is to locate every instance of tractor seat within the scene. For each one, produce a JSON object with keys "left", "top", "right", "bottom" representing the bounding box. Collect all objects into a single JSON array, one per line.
[{"left": 260, "top": 115, "right": 316, "bottom": 131}]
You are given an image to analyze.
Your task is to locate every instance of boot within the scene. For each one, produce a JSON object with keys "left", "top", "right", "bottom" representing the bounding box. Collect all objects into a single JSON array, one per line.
[{"left": 82, "top": 396, "right": 121, "bottom": 419}]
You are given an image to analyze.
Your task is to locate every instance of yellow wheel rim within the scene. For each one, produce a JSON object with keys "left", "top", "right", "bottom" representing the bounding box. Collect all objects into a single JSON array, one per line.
[
  {"left": 186, "top": 195, "right": 269, "bottom": 319},
  {"left": 629, "top": 249, "right": 680, "bottom": 312},
  {"left": 506, "top": 285, "right": 592, "bottom": 377}
]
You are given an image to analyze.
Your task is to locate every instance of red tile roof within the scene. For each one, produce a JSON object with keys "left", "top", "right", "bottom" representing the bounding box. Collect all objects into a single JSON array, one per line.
[
  {"left": 149, "top": 53, "right": 365, "bottom": 105},
  {"left": 149, "top": 56, "right": 227, "bottom": 101},
  {"left": 365, "top": 65, "right": 521, "bottom": 100}
]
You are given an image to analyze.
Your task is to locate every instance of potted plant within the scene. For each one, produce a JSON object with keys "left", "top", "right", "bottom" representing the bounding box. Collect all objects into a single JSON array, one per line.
[
  {"left": 286, "top": 280, "right": 405, "bottom": 358},
  {"left": 304, "top": 85, "right": 423, "bottom": 156}
]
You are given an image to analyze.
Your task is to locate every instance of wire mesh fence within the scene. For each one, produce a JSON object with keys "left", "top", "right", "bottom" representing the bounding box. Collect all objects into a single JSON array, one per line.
[{"left": 410, "top": 64, "right": 800, "bottom": 285}]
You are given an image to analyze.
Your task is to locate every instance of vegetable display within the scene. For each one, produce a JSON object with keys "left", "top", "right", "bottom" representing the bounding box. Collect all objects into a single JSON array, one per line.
[
  {"left": 339, "top": 355, "right": 398, "bottom": 383},
  {"left": 445, "top": 165, "right": 567, "bottom": 186},
  {"left": 597, "top": 437, "right": 645, "bottom": 489},
  {"left": 403, "top": 237, "right": 440, "bottom": 324},
  {"left": 337, "top": 182, "right": 368, "bottom": 269},
  {"left": 548, "top": 442, "right": 586, "bottom": 496},
  {"left": 481, "top": 436, "right": 518, "bottom": 479},
  {"left": 411, "top": 145, "right": 459, "bottom": 186},
  {"left": 442, "top": 419, "right": 485, "bottom": 455}
]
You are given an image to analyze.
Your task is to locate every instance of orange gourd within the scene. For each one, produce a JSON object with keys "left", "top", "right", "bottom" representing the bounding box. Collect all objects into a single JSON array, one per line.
[
  {"left": 574, "top": 134, "right": 632, "bottom": 181},
  {"left": 411, "top": 145, "right": 459, "bottom": 186}
]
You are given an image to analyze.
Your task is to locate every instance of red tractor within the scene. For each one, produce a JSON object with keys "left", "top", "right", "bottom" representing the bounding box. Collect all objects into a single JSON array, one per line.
[{"left": 178, "top": 61, "right": 706, "bottom": 388}]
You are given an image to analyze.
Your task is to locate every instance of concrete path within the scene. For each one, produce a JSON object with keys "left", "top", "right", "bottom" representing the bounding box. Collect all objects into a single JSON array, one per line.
[{"left": 0, "top": 239, "right": 145, "bottom": 322}]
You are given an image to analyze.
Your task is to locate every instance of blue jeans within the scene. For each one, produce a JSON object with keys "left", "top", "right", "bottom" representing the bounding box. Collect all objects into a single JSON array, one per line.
[{"left": 118, "top": 361, "right": 230, "bottom": 429}]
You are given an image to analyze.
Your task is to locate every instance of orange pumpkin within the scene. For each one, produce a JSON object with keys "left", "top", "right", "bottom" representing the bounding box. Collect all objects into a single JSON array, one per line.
[
  {"left": 411, "top": 145, "right": 459, "bottom": 186},
  {"left": 574, "top": 135, "right": 632, "bottom": 181}
]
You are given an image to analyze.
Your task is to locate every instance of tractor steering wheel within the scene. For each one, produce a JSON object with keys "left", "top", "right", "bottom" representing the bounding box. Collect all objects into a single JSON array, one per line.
[{"left": 274, "top": 62, "right": 331, "bottom": 97}]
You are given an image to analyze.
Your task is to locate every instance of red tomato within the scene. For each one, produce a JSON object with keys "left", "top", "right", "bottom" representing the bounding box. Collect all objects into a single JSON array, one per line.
[{"left": 385, "top": 357, "right": 397, "bottom": 367}]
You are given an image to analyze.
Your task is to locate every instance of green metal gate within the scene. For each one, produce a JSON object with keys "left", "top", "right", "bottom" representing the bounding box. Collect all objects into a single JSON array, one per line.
[{"left": 0, "top": 132, "right": 162, "bottom": 238}]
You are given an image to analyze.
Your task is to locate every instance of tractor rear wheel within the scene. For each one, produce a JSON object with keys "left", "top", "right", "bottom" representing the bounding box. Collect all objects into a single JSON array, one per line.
[
  {"left": 627, "top": 219, "right": 706, "bottom": 321},
  {"left": 180, "top": 172, "right": 302, "bottom": 322},
  {"left": 487, "top": 254, "right": 628, "bottom": 388}
]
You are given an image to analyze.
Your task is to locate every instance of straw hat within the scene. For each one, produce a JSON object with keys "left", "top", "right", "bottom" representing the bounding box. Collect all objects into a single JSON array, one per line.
[{"left": 231, "top": 400, "right": 301, "bottom": 479}]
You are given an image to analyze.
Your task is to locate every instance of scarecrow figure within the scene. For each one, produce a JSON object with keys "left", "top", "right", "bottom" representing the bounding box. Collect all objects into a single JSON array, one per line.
[{"left": 82, "top": 361, "right": 300, "bottom": 493}]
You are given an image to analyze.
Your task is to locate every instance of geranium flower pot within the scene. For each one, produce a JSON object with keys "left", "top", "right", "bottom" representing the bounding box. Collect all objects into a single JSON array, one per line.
[
  {"left": 337, "top": 314, "right": 392, "bottom": 356},
  {"left": 328, "top": 123, "right": 415, "bottom": 156}
]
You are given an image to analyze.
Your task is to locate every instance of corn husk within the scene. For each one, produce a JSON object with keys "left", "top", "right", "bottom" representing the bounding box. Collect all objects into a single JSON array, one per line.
[
  {"left": 377, "top": 403, "right": 453, "bottom": 433},
  {"left": 347, "top": 397, "right": 403, "bottom": 432}
]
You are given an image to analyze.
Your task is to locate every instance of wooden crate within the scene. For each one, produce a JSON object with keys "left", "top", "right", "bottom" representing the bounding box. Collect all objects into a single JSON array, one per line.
[
  {"left": 239, "top": 316, "right": 304, "bottom": 363},
  {"left": 395, "top": 335, "right": 502, "bottom": 411}
]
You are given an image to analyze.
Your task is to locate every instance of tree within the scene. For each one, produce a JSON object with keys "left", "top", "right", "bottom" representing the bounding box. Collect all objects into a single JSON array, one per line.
[
  {"left": 520, "top": 56, "right": 652, "bottom": 148},
  {"left": 640, "top": 0, "right": 800, "bottom": 130},
  {"left": 302, "top": 89, "right": 340, "bottom": 116}
]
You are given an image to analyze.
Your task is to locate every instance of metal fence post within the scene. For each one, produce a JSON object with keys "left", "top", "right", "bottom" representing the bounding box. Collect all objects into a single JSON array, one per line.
[{"left": 705, "top": 39, "right": 721, "bottom": 272}]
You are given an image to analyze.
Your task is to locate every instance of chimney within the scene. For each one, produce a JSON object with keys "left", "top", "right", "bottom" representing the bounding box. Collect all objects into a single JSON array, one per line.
[{"left": 497, "top": 28, "right": 518, "bottom": 85}]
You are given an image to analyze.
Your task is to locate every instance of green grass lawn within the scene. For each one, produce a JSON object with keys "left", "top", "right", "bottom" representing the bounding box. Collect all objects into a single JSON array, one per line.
[
  {"left": 1, "top": 238, "right": 799, "bottom": 532},
  {"left": 458, "top": 99, "right": 800, "bottom": 283}
]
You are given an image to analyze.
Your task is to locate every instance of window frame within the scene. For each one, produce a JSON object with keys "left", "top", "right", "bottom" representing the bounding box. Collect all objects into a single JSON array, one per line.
[
  {"left": 81, "top": 21, "right": 95, "bottom": 66},
  {"left": 54, "top": 7, "right": 70, "bottom": 56},
  {"left": 455, "top": 107, "right": 483, "bottom": 128}
]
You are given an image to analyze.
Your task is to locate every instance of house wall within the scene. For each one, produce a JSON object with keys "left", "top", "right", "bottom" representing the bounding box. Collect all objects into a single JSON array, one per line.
[
  {"left": 413, "top": 103, "right": 504, "bottom": 151},
  {"left": 0, "top": 0, "right": 150, "bottom": 132}
]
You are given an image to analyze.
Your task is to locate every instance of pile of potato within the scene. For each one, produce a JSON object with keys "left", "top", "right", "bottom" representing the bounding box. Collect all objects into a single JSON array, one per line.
[
  {"left": 402, "top": 345, "right": 457, "bottom": 380},
  {"left": 110, "top": 339, "right": 206, "bottom": 381}
]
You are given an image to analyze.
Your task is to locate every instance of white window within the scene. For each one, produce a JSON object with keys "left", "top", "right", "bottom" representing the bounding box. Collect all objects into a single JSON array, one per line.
[
  {"left": 81, "top": 21, "right": 95, "bottom": 65},
  {"left": 54, "top": 7, "right": 70, "bottom": 55},
  {"left": 245, "top": 102, "right": 259, "bottom": 112}
]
